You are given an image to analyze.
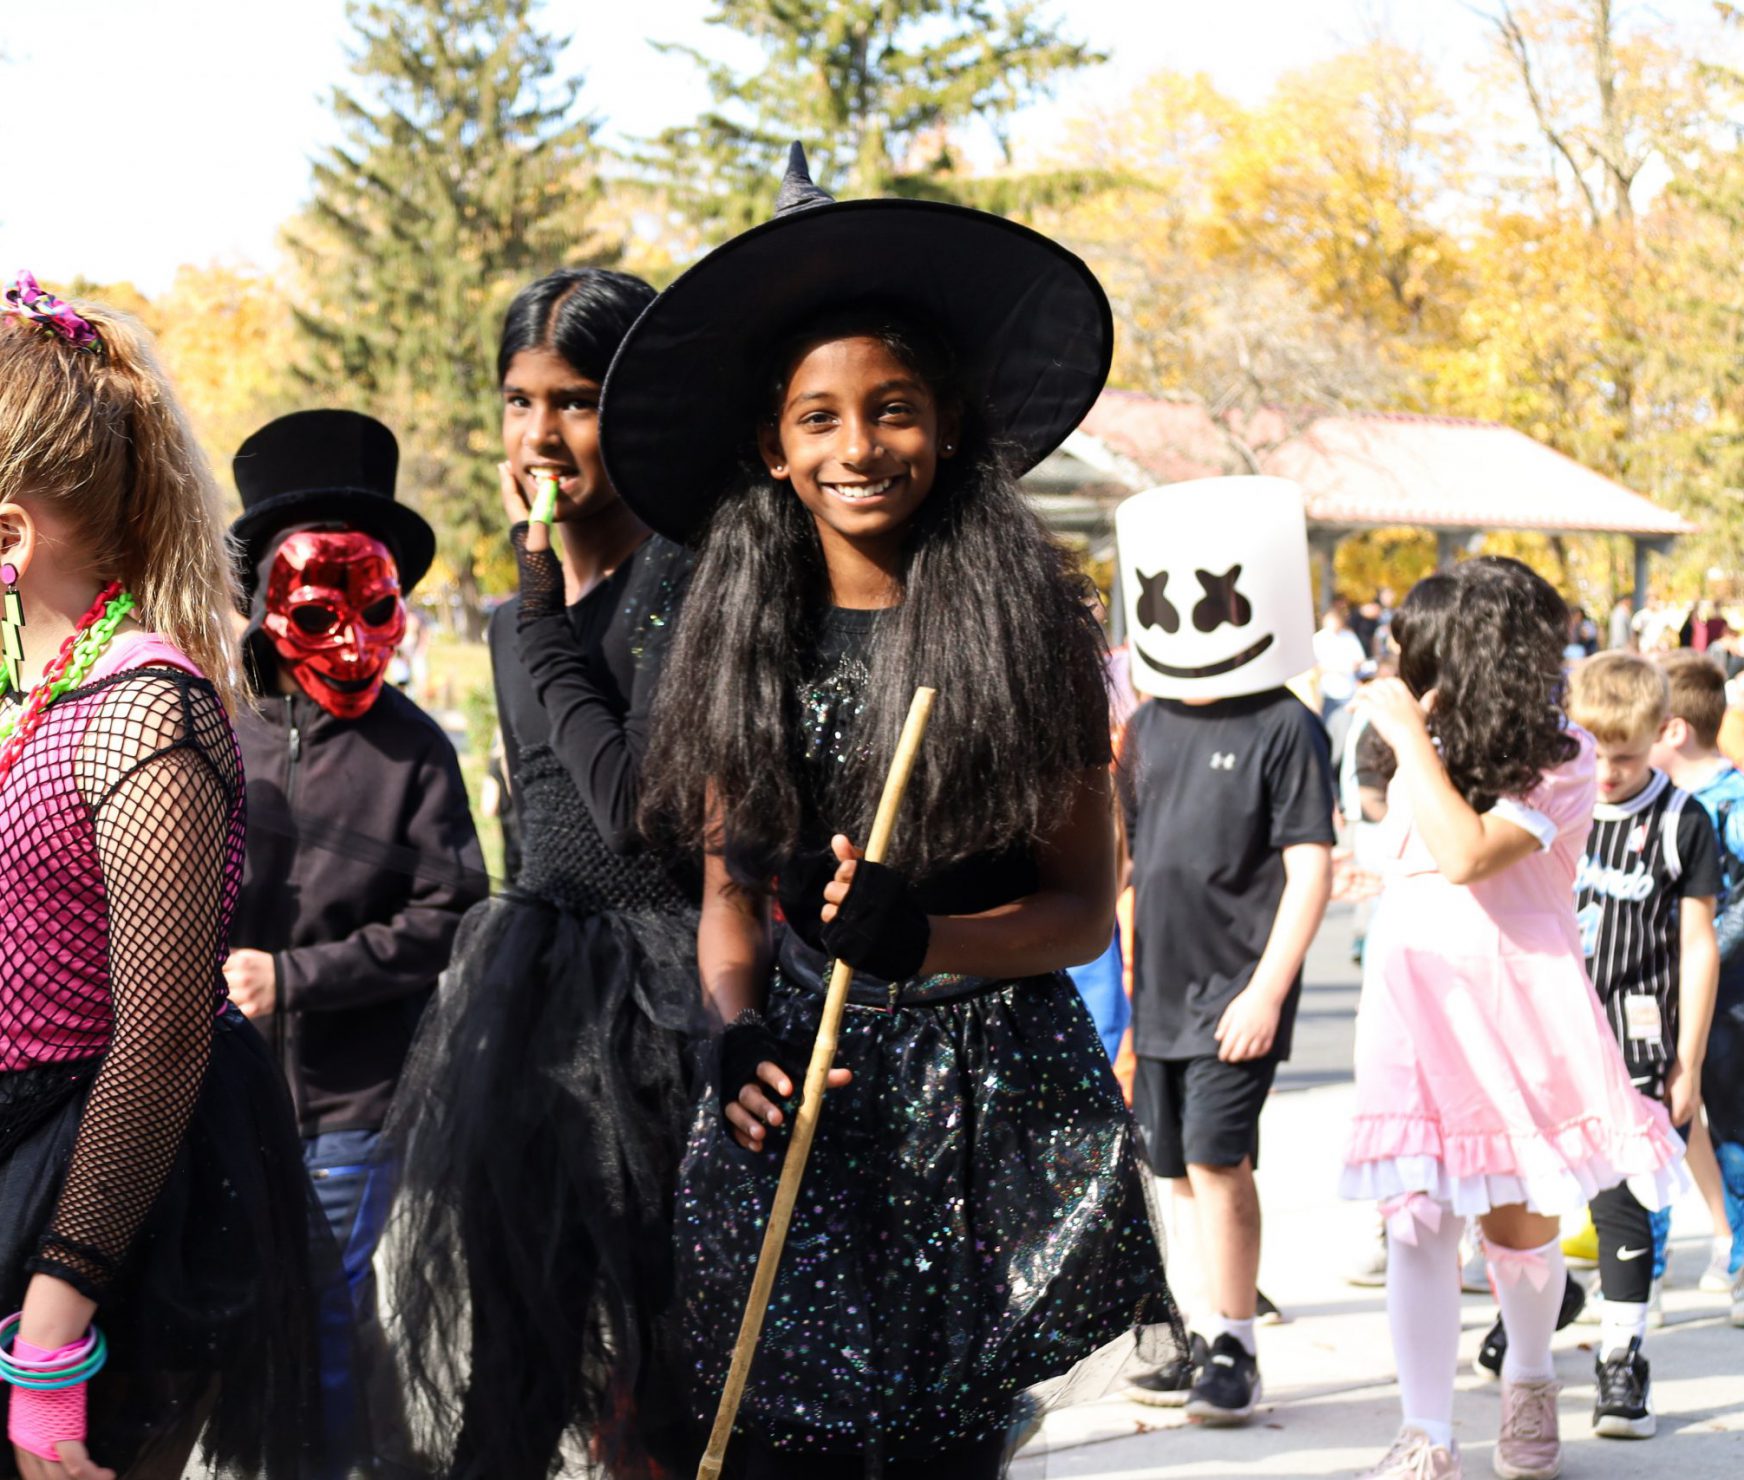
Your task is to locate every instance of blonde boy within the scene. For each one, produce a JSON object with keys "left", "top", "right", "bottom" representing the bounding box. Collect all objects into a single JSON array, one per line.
[{"left": 1559, "top": 653, "right": 1720, "bottom": 1438}]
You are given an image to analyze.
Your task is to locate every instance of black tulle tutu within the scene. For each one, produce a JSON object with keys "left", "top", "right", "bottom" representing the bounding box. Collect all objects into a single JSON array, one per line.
[
  {"left": 0, "top": 1008, "right": 336, "bottom": 1478},
  {"left": 676, "top": 942, "right": 1180, "bottom": 1465},
  {"left": 385, "top": 892, "right": 703, "bottom": 1479}
]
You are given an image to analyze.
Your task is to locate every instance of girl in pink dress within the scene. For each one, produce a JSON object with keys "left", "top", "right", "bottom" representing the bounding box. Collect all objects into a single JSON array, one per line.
[{"left": 1342, "top": 558, "right": 1684, "bottom": 1480}]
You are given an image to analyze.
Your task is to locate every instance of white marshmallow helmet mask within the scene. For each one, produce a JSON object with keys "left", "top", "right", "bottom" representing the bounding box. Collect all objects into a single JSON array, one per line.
[{"left": 1115, "top": 476, "right": 1316, "bottom": 701}]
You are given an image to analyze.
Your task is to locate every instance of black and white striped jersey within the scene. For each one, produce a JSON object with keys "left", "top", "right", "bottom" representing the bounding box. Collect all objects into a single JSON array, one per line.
[{"left": 1573, "top": 769, "right": 1722, "bottom": 1077}]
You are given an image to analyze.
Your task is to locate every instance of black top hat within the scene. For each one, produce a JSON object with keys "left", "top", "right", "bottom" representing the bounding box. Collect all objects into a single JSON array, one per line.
[
  {"left": 231, "top": 410, "right": 436, "bottom": 589},
  {"left": 599, "top": 143, "right": 1113, "bottom": 543}
]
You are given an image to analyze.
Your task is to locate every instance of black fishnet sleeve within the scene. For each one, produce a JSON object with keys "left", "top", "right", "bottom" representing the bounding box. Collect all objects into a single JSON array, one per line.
[
  {"left": 29, "top": 675, "right": 236, "bottom": 1300},
  {"left": 511, "top": 521, "right": 565, "bottom": 624}
]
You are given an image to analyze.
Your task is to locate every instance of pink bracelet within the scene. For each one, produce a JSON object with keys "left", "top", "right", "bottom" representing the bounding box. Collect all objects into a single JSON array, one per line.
[{"left": 7, "top": 1338, "right": 87, "bottom": 1461}]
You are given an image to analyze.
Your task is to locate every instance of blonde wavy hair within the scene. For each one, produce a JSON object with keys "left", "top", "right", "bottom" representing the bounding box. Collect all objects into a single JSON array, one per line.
[{"left": 0, "top": 296, "right": 245, "bottom": 717}]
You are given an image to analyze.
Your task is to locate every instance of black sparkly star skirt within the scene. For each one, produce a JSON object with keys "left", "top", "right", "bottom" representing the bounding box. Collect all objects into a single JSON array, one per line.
[
  {"left": 0, "top": 1008, "right": 340, "bottom": 1478},
  {"left": 676, "top": 935, "right": 1181, "bottom": 1462}
]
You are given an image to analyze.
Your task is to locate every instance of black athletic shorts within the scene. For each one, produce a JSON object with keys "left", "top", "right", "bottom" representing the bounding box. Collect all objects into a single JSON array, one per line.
[{"left": 1133, "top": 1053, "right": 1279, "bottom": 1178}]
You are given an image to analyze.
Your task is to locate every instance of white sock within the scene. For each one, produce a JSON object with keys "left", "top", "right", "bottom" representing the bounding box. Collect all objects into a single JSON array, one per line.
[
  {"left": 1493, "top": 1237, "right": 1564, "bottom": 1383},
  {"left": 1203, "top": 1313, "right": 1257, "bottom": 1357},
  {"left": 1601, "top": 1299, "right": 1648, "bottom": 1359},
  {"left": 1385, "top": 1201, "right": 1465, "bottom": 1445},
  {"left": 1409, "top": 1418, "right": 1456, "bottom": 1450}
]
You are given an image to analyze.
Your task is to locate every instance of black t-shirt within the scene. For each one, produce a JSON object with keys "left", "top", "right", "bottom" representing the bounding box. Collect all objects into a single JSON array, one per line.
[
  {"left": 1123, "top": 689, "right": 1335, "bottom": 1060},
  {"left": 1574, "top": 769, "right": 1721, "bottom": 1078}
]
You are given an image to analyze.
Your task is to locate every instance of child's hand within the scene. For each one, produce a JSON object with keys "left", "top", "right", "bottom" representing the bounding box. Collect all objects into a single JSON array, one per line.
[
  {"left": 820, "top": 834, "right": 863, "bottom": 924},
  {"left": 1216, "top": 986, "right": 1282, "bottom": 1062},
  {"left": 1665, "top": 1060, "right": 1701, "bottom": 1129},
  {"left": 498, "top": 460, "right": 530, "bottom": 526},
  {"left": 724, "top": 1058, "right": 852, "bottom": 1153},
  {"left": 1352, "top": 678, "right": 1431, "bottom": 752}
]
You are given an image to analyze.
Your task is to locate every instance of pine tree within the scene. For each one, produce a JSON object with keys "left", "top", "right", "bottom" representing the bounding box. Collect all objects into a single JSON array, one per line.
[
  {"left": 633, "top": 0, "right": 1108, "bottom": 248},
  {"left": 288, "top": 0, "right": 604, "bottom": 628}
]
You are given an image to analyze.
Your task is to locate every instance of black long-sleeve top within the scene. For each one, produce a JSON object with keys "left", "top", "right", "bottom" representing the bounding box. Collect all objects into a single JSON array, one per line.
[{"left": 488, "top": 526, "right": 696, "bottom": 909}]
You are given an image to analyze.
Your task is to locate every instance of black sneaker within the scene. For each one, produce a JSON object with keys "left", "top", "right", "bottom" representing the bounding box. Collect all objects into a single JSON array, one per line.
[
  {"left": 1256, "top": 1288, "right": 1285, "bottom": 1325},
  {"left": 1592, "top": 1337, "right": 1655, "bottom": 1439},
  {"left": 1475, "top": 1315, "right": 1507, "bottom": 1380},
  {"left": 1128, "top": 1332, "right": 1207, "bottom": 1408},
  {"left": 1472, "top": 1272, "right": 1586, "bottom": 1381},
  {"left": 1185, "top": 1332, "right": 1261, "bottom": 1425}
]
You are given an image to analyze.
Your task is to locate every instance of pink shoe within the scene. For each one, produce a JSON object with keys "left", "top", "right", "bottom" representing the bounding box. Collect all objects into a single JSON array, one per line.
[
  {"left": 1359, "top": 1426, "right": 1462, "bottom": 1477},
  {"left": 1493, "top": 1377, "right": 1562, "bottom": 1479}
]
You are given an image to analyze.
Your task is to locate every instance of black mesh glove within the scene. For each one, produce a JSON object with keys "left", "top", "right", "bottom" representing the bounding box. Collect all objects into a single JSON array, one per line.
[
  {"left": 819, "top": 859, "right": 931, "bottom": 982},
  {"left": 717, "top": 1013, "right": 806, "bottom": 1130}
]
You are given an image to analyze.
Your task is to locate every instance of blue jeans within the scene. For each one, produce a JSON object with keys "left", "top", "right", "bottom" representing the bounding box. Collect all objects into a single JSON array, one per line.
[
  {"left": 305, "top": 1128, "right": 402, "bottom": 1473},
  {"left": 1718, "top": 1139, "right": 1744, "bottom": 1277},
  {"left": 306, "top": 1128, "right": 396, "bottom": 1302}
]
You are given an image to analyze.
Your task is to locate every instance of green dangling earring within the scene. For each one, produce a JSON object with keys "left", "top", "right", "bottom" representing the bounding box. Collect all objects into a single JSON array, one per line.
[{"left": 0, "top": 563, "right": 22, "bottom": 697}]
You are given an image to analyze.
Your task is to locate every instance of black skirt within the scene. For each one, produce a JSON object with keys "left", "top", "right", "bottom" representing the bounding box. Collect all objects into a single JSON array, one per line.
[
  {"left": 676, "top": 940, "right": 1181, "bottom": 1463},
  {"left": 0, "top": 1008, "right": 336, "bottom": 1478},
  {"left": 385, "top": 893, "right": 704, "bottom": 1479}
]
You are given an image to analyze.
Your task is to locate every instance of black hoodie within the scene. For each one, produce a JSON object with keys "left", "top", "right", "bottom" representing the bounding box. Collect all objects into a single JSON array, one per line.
[
  {"left": 229, "top": 549, "right": 488, "bottom": 1136},
  {"left": 230, "top": 683, "right": 487, "bottom": 1135}
]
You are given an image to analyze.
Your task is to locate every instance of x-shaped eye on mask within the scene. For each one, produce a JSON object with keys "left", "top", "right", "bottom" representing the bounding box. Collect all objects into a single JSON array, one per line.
[
  {"left": 1192, "top": 564, "right": 1253, "bottom": 633},
  {"left": 1136, "top": 569, "right": 1178, "bottom": 633}
]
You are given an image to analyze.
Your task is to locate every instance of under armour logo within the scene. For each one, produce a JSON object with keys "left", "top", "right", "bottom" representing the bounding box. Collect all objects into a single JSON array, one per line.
[{"left": 1210, "top": 752, "right": 1236, "bottom": 771}]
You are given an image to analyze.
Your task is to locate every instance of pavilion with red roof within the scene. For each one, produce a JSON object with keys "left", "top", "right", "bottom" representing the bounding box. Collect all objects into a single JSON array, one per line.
[{"left": 1025, "top": 389, "right": 1693, "bottom": 616}]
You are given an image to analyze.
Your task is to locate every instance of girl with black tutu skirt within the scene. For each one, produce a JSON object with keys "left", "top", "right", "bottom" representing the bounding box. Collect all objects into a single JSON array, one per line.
[
  {"left": 0, "top": 278, "right": 330, "bottom": 1477},
  {"left": 385, "top": 269, "right": 701, "bottom": 1479},
  {"left": 608, "top": 148, "right": 1182, "bottom": 1479}
]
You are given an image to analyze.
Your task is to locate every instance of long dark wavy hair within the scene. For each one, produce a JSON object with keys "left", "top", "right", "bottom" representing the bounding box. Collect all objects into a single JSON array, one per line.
[
  {"left": 1392, "top": 556, "right": 1578, "bottom": 811},
  {"left": 640, "top": 309, "right": 1110, "bottom": 885},
  {"left": 497, "top": 267, "right": 655, "bottom": 384}
]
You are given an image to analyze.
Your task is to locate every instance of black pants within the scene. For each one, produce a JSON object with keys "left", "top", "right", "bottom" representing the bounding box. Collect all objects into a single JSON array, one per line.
[
  {"left": 1591, "top": 1180, "right": 1655, "bottom": 1306},
  {"left": 742, "top": 1433, "right": 1006, "bottom": 1479}
]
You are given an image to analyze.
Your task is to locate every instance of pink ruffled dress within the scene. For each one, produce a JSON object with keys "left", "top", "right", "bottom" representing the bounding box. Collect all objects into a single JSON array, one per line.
[{"left": 1341, "top": 727, "right": 1685, "bottom": 1218}]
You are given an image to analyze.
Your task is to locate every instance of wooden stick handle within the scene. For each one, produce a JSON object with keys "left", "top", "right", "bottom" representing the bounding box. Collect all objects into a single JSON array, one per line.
[{"left": 696, "top": 686, "right": 937, "bottom": 1480}]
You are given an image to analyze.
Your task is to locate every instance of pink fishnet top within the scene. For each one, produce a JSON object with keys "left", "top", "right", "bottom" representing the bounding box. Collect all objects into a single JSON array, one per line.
[{"left": 0, "top": 632, "right": 245, "bottom": 1298}]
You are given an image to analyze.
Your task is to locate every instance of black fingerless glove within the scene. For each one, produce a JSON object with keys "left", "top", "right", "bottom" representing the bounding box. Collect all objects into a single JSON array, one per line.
[
  {"left": 819, "top": 859, "right": 931, "bottom": 982},
  {"left": 717, "top": 1013, "right": 805, "bottom": 1130}
]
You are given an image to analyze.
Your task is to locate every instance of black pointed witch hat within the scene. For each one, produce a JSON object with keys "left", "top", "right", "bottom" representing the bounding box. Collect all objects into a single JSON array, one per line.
[{"left": 599, "top": 143, "right": 1113, "bottom": 543}]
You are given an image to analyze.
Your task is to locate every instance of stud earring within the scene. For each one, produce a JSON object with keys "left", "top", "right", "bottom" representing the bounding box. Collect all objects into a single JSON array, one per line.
[
  {"left": 0, "top": 563, "right": 23, "bottom": 695},
  {"left": 942, "top": 442, "right": 955, "bottom": 454}
]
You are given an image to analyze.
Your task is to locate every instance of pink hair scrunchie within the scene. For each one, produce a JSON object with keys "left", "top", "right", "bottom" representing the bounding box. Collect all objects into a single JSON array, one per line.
[{"left": 6, "top": 1335, "right": 88, "bottom": 1463}]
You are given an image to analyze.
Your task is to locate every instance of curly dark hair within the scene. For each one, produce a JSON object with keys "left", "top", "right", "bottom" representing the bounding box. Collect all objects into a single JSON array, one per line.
[
  {"left": 1391, "top": 556, "right": 1578, "bottom": 812},
  {"left": 638, "top": 308, "right": 1109, "bottom": 885}
]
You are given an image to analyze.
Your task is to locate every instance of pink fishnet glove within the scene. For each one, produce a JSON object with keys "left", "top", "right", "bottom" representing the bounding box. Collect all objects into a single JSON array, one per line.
[{"left": 7, "top": 1336, "right": 88, "bottom": 1462}]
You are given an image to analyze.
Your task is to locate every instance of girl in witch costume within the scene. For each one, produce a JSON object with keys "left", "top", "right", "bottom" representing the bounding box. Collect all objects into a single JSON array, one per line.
[
  {"left": 614, "top": 148, "right": 1181, "bottom": 1478},
  {"left": 386, "top": 268, "right": 702, "bottom": 1480},
  {"left": 0, "top": 275, "right": 331, "bottom": 1478}
]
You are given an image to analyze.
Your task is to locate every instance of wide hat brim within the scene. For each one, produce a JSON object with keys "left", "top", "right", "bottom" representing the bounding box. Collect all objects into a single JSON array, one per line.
[
  {"left": 231, "top": 492, "right": 437, "bottom": 594},
  {"left": 599, "top": 196, "right": 1113, "bottom": 544}
]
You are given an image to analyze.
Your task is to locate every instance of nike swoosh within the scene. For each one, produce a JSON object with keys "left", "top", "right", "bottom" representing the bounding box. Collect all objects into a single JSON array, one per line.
[{"left": 1617, "top": 1246, "right": 1649, "bottom": 1261}]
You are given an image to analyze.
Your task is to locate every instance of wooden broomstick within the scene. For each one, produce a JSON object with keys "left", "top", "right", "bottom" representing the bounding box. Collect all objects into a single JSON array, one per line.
[{"left": 696, "top": 685, "right": 938, "bottom": 1480}]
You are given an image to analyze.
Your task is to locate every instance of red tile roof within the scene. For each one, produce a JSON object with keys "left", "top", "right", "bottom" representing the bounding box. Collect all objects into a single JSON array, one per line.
[{"left": 1077, "top": 391, "right": 1693, "bottom": 539}]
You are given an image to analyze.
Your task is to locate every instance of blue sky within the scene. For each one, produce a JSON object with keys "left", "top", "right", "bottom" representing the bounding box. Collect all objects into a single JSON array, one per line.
[{"left": 0, "top": 0, "right": 1649, "bottom": 290}]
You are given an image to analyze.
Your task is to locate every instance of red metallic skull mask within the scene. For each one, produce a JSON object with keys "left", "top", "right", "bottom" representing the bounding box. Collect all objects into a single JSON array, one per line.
[{"left": 263, "top": 530, "right": 406, "bottom": 719}]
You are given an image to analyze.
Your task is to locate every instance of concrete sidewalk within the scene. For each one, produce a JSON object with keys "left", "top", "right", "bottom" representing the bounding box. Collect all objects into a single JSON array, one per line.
[{"left": 1012, "top": 1079, "right": 1744, "bottom": 1478}]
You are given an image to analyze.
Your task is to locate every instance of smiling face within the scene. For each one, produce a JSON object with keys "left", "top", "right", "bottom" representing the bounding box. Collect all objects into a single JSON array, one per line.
[
  {"left": 758, "top": 334, "right": 958, "bottom": 565},
  {"left": 1115, "top": 477, "right": 1317, "bottom": 701},
  {"left": 501, "top": 347, "right": 620, "bottom": 523}
]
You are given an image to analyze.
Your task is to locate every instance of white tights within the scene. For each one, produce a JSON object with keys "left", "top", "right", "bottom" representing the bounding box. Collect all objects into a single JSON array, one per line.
[
  {"left": 1385, "top": 1204, "right": 1465, "bottom": 1448},
  {"left": 1385, "top": 1205, "right": 1567, "bottom": 1449}
]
